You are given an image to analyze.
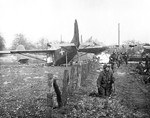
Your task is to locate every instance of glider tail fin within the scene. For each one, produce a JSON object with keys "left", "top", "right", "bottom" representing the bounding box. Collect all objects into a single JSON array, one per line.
[{"left": 71, "top": 19, "right": 80, "bottom": 48}]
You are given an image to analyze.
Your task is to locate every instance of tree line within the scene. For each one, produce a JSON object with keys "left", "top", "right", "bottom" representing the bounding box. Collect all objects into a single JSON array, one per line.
[
  {"left": 0, "top": 33, "right": 65, "bottom": 51},
  {"left": 0, "top": 33, "right": 149, "bottom": 56}
]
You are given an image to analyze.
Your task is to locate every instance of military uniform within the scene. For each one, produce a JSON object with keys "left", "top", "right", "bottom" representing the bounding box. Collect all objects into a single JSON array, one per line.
[
  {"left": 117, "top": 53, "right": 122, "bottom": 68},
  {"left": 97, "top": 65, "right": 115, "bottom": 97},
  {"left": 122, "top": 52, "right": 128, "bottom": 65},
  {"left": 145, "top": 55, "right": 149, "bottom": 73},
  {"left": 109, "top": 52, "right": 117, "bottom": 71},
  {"left": 136, "top": 62, "right": 144, "bottom": 74},
  {"left": 109, "top": 57, "right": 114, "bottom": 71}
]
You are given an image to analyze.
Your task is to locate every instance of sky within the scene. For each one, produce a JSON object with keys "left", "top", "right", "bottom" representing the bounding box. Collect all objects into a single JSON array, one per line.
[{"left": 0, "top": 0, "right": 150, "bottom": 48}]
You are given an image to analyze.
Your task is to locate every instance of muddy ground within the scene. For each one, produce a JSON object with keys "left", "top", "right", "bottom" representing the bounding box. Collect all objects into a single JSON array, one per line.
[{"left": 0, "top": 62, "right": 150, "bottom": 118}]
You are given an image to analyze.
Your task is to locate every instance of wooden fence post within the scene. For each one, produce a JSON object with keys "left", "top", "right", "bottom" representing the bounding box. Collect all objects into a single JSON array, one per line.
[
  {"left": 68, "top": 66, "right": 75, "bottom": 95},
  {"left": 62, "top": 70, "right": 69, "bottom": 106},
  {"left": 47, "top": 73, "right": 53, "bottom": 107},
  {"left": 81, "top": 64, "right": 88, "bottom": 86},
  {"left": 77, "top": 65, "right": 81, "bottom": 88}
]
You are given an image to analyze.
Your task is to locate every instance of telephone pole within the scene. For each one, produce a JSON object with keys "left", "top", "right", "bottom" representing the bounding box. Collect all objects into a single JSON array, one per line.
[
  {"left": 60, "top": 34, "right": 62, "bottom": 43},
  {"left": 118, "top": 23, "right": 120, "bottom": 46}
]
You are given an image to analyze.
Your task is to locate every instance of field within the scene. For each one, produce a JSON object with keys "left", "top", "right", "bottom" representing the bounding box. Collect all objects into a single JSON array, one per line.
[
  {"left": 0, "top": 62, "right": 70, "bottom": 117},
  {"left": 0, "top": 61, "right": 150, "bottom": 118}
]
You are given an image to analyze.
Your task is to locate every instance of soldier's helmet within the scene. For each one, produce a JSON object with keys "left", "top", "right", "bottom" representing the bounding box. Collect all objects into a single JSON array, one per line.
[
  {"left": 146, "top": 54, "right": 149, "bottom": 58},
  {"left": 103, "top": 64, "right": 109, "bottom": 70}
]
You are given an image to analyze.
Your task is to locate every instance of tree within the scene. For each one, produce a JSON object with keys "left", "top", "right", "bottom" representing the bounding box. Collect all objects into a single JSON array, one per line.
[
  {"left": 123, "top": 39, "right": 140, "bottom": 46},
  {"left": 0, "top": 35, "right": 5, "bottom": 51},
  {"left": 52, "top": 39, "right": 68, "bottom": 44},
  {"left": 11, "top": 34, "right": 35, "bottom": 50},
  {"left": 85, "top": 36, "right": 104, "bottom": 46},
  {"left": 36, "top": 38, "right": 48, "bottom": 49},
  {"left": 122, "top": 39, "right": 143, "bottom": 55},
  {"left": 85, "top": 36, "right": 93, "bottom": 43}
]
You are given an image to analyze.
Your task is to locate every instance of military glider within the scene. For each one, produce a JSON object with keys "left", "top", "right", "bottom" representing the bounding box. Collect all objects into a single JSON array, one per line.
[{"left": 0, "top": 19, "right": 108, "bottom": 66}]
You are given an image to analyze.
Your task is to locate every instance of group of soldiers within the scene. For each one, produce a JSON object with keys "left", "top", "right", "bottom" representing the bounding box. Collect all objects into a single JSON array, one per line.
[
  {"left": 109, "top": 51, "right": 129, "bottom": 71},
  {"left": 136, "top": 55, "right": 150, "bottom": 84},
  {"left": 96, "top": 51, "right": 129, "bottom": 97},
  {"left": 96, "top": 51, "right": 150, "bottom": 97},
  {"left": 136, "top": 55, "right": 150, "bottom": 75}
]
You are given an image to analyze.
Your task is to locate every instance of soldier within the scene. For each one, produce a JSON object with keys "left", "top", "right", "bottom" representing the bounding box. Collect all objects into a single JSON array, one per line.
[
  {"left": 109, "top": 52, "right": 116, "bottom": 71},
  {"left": 116, "top": 52, "right": 122, "bottom": 68},
  {"left": 109, "top": 58, "right": 114, "bottom": 71},
  {"left": 97, "top": 64, "right": 115, "bottom": 97},
  {"left": 136, "top": 61, "right": 145, "bottom": 74},
  {"left": 145, "top": 55, "right": 150, "bottom": 73},
  {"left": 122, "top": 52, "right": 129, "bottom": 65}
]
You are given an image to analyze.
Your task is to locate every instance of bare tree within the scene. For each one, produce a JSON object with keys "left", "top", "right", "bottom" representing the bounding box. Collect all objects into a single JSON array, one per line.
[
  {"left": 85, "top": 36, "right": 93, "bottom": 43},
  {"left": 11, "top": 33, "right": 35, "bottom": 50},
  {"left": 123, "top": 39, "right": 140, "bottom": 46},
  {"left": 122, "top": 39, "right": 143, "bottom": 55},
  {"left": 36, "top": 38, "right": 48, "bottom": 49},
  {"left": 85, "top": 36, "right": 103, "bottom": 46}
]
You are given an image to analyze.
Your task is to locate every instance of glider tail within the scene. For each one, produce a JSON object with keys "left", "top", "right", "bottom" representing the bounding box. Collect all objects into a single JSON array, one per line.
[{"left": 71, "top": 19, "right": 80, "bottom": 48}]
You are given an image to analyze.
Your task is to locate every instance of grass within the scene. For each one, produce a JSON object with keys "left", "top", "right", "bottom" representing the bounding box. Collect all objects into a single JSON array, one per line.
[
  {"left": 0, "top": 61, "right": 150, "bottom": 118},
  {"left": 0, "top": 62, "right": 70, "bottom": 117}
]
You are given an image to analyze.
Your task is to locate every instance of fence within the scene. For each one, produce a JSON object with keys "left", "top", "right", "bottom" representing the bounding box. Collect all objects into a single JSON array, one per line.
[{"left": 47, "top": 60, "right": 99, "bottom": 108}]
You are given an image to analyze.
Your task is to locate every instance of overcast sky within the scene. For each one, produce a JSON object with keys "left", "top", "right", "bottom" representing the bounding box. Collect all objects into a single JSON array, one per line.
[{"left": 0, "top": 0, "right": 150, "bottom": 48}]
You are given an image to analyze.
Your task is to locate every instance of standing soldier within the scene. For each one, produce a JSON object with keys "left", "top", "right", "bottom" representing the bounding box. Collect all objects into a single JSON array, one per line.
[
  {"left": 117, "top": 52, "right": 122, "bottom": 68},
  {"left": 122, "top": 52, "right": 129, "bottom": 65},
  {"left": 109, "top": 52, "right": 116, "bottom": 71},
  {"left": 97, "top": 64, "right": 115, "bottom": 97}
]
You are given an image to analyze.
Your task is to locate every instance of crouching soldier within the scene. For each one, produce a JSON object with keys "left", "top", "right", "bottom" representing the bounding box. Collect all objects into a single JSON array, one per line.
[
  {"left": 136, "top": 61, "right": 145, "bottom": 75},
  {"left": 145, "top": 55, "right": 150, "bottom": 73},
  {"left": 97, "top": 64, "right": 115, "bottom": 97}
]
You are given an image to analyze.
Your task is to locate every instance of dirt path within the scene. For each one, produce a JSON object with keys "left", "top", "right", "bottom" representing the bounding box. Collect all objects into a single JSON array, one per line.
[
  {"left": 67, "top": 64, "right": 150, "bottom": 118},
  {"left": 114, "top": 65, "right": 150, "bottom": 115}
]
